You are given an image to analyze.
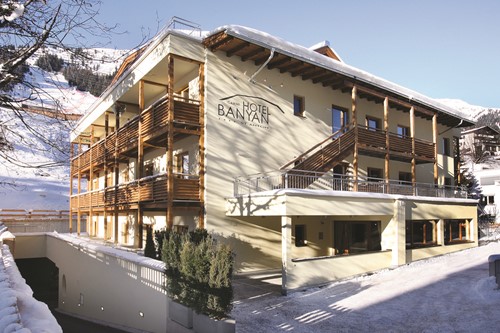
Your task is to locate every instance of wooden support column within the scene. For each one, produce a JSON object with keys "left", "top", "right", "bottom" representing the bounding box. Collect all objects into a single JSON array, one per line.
[
  {"left": 166, "top": 55, "right": 175, "bottom": 229},
  {"left": 137, "top": 80, "right": 145, "bottom": 248},
  {"left": 198, "top": 63, "right": 205, "bottom": 229},
  {"left": 69, "top": 142, "right": 74, "bottom": 233},
  {"left": 432, "top": 113, "right": 438, "bottom": 185},
  {"left": 352, "top": 85, "right": 358, "bottom": 192},
  {"left": 113, "top": 106, "right": 120, "bottom": 244},
  {"left": 384, "top": 97, "right": 390, "bottom": 191},
  {"left": 89, "top": 138, "right": 94, "bottom": 237},
  {"left": 104, "top": 113, "right": 109, "bottom": 240},
  {"left": 410, "top": 106, "right": 416, "bottom": 194},
  {"left": 77, "top": 137, "right": 82, "bottom": 236}
]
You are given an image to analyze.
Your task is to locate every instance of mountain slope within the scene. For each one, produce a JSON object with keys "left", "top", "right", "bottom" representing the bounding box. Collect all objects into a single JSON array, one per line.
[{"left": 0, "top": 47, "right": 126, "bottom": 210}]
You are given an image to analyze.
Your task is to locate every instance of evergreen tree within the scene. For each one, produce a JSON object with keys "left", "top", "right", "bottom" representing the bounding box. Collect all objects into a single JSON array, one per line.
[{"left": 144, "top": 225, "right": 156, "bottom": 259}]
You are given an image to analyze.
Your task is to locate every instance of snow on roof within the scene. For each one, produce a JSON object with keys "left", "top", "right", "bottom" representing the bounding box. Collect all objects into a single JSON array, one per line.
[
  {"left": 462, "top": 125, "right": 500, "bottom": 135},
  {"left": 208, "top": 25, "right": 474, "bottom": 124}
]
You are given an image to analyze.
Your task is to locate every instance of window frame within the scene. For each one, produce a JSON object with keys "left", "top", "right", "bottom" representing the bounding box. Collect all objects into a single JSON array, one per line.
[
  {"left": 293, "top": 95, "right": 305, "bottom": 117},
  {"left": 294, "top": 224, "right": 307, "bottom": 247},
  {"left": 334, "top": 221, "right": 381, "bottom": 255},
  {"left": 443, "top": 137, "right": 451, "bottom": 156},
  {"left": 332, "top": 105, "right": 349, "bottom": 136},
  {"left": 367, "top": 167, "right": 383, "bottom": 181},
  {"left": 366, "top": 116, "right": 382, "bottom": 131},
  {"left": 397, "top": 125, "right": 410, "bottom": 138},
  {"left": 406, "top": 220, "right": 437, "bottom": 249}
]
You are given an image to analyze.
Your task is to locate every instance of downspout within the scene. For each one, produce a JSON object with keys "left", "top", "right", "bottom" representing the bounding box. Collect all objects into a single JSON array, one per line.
[
  {"left": 248, "top": 48, "right": 275, "bottom": 83},
  {"left": 439, "top": 118, "right": 463, "bottom": 135}
]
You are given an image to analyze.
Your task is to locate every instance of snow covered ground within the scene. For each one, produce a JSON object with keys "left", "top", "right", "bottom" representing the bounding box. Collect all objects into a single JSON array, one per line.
[
  {"left": 0, "top": 232, "right": 62, "bottom": 332},
  {"left": 0, "top": 47, "right": 126, "bottom": 210},
  {"left": 233, "top": 242, "right": 500, "bottom": 333}
]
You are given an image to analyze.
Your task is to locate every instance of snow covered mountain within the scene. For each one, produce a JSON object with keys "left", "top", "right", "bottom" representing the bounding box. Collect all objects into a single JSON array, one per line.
[
  {"left": 439, "top": 98, "right": 500, "bottom": 122},
  {"left": 0, "top": 47, "right": 127, "bottom": 210}
]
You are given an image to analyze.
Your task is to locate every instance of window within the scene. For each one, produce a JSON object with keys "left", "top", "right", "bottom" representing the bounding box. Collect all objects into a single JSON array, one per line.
[
  {"left": 399, "top": 172, "right": 412, "bottom": 184},
  {"left": 367, "top": 167, "right": 383, "bottom": 181},
  {"left": 366, "top": 116, "right": 381, "bottom": 131},
  {"left": 443, "top": 137, "right": 451, "bottom": 156},
  {"left": 293, "top": 95, "right": 304, "bottom": 117},
  {"left": 481, "top": 195, "right": 495, "bottom": 205},
  {"left": 444, "top": 219, "right": 469, "bottom": 244},
  {"left": 334, "top": 221, "right": 381, "bottom": 255},
  {"left": 444, "top": 177, "right": 452, "bottom": 187},
  {"left": 294, "top": 224, "right": 307, "bottom": 247},
  {"left": 144, "top": 162, "right": 154, "bottom": 177},
  {"left": 175, "top": 152, "right": 189, "bottom": 176},
  {"left": 397, "top": 125, "right": 410, "bottom": 138},
  {"left": 406, "top": 220, "right": 436, "bottom": 248},
  {"left": 332, "top": 105, "right": 348, "bottom": 136}
]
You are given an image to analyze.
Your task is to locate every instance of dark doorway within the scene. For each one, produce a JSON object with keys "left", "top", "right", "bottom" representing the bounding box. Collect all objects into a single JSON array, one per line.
[
  {"left": 15, "top": 258, "right": 128, "bottom": 333},
  {"left": 15, "top": 258, "right": 59, "bottom": 309}
]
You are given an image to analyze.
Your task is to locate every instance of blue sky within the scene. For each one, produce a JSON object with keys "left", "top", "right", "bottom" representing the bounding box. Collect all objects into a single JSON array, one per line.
[{"left": 95, "top": 0, "right": 500, "bottom": 108}]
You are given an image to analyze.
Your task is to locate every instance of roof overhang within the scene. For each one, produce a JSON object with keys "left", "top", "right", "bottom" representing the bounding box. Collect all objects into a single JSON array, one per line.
[{"left": 204, "top": 25, "right": 474, "bottom": 128}]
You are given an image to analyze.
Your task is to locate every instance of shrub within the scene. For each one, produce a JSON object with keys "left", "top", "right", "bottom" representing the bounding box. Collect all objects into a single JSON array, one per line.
[
  {"left": 162, "top": 229, "right": 234, "bottom": 319},
  {"left": 144, "top": 225, "right": 156, "bottom": 259}
]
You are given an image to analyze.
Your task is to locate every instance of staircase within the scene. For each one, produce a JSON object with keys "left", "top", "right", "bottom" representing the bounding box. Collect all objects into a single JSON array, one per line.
[{"left": 280, "top": 127, "right": 356, "bottom": 188}]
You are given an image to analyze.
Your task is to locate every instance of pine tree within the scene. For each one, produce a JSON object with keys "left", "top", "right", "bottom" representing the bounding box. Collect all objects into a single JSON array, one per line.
[{"left": 144, "top": 225, "right": 156, "bottom": 259}]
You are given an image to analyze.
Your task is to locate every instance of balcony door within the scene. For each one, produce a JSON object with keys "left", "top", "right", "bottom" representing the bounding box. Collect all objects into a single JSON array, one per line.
[{"left": 332, "top": 106, "right": 348, "bottom": 137}]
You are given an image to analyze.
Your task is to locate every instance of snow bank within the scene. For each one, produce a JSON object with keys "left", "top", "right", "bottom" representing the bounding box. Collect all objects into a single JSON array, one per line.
[
  {"left": 0, "top": 244, "right": 62, "bottom": 333},
  {"left": 233, "top": 242, "right": 500, "bottom": 333}
]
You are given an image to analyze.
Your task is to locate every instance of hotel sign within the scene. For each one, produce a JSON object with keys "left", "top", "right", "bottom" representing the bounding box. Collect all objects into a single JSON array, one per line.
[{"left": 217, "top": 94, "right": 284, "bottom": 129}]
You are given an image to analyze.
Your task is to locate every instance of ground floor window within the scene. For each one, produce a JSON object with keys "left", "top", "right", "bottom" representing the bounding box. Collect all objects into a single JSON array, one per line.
[
  {"left": 334, "top": 221, "right": 381, "bottom": 255},
  {"left": 295, "top": 224, "right": 307, "bottom": 247},
  {"left": 444, "top": 219, "right": 469, "bottom": 244},
  {"left": 406, "top": 220, "right": 436, "bottom": 248}
]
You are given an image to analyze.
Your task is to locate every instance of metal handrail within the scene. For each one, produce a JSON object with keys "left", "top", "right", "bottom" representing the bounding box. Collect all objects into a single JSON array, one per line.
[{"left": 234, "top": 170, "right": 468, "bottom": 199}]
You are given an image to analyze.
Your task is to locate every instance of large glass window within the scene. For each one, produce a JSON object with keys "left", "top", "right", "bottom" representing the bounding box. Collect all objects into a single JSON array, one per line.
[
  {"left": 444, "top": 219, "right": 469, "bottom": 244},
  {"left": 334, "top": 221, "right": 381, "bottom": 255},
  {"left": 406, "top": 220, "right": 436, "bottom": 248}
]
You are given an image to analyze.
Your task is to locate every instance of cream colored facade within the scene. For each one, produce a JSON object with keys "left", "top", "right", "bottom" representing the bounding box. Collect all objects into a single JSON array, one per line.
[{"left": 70, "top": 24, "right": 478, "bottom": 292}]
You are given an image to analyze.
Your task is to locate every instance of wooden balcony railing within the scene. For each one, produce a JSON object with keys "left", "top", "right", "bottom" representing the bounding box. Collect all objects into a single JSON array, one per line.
[
  {"left": 71, "top": 173, "right": 200, "bottom": 210},
  {"left": 71, "top": 95, "right": 201, "bottom": 175}
]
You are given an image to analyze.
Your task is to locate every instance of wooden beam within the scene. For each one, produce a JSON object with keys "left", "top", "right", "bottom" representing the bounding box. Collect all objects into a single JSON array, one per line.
[
  {"left": 226, "top": 41, "right": 250, "bottom": 57},
  {"left": 268, "top": 55, "right": 291, "bottom": 70},
  {"left": 433, "top": 113, "right": 438, "bottom": 185},
  {"left": 279, "top": 60, "right": 303, "bottom": 73},
  {"left": 410, "top": 106, "right": 416, "bottom": 192},
  {"left": 166, "top": 55, "right": 174, "bottom": 229},
  {"left": 241, "top": 47, "right": 263, "bottom": 62},
  {"left": 198, "top": 62, "right": 206, "bottom": 229},
  {"left": 384, "top": 97, "right": 390, "bottom": 188},
  {"left": 352, "top": 85, "right": 358, "bottom": 192}
]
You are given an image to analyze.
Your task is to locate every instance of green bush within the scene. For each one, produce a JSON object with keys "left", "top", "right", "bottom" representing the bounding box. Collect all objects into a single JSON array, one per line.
[
  {"left": 162, "top": 229, "right": 234, "bottom": 319},
  {"left": 144, "top": 226, "right": 156, "bottom": 259}
]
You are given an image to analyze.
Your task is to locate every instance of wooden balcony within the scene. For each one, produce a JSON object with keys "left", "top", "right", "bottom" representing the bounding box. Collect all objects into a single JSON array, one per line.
[
  {"left": 71, "top": 174, "right": 201, "bottom": 211},
  {"left": 357, "top": 126, "right": 435, "bottom": 162},
  {"left": 71, "top": 96, "right": 201, "bottom": 175}
]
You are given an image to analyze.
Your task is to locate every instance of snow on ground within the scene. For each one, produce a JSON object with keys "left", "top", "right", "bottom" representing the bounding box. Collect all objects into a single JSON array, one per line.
[
  {"left": 233, "top": 242, "right": 500, "bottom": 333},
  {"left": 0, "top": 47, "right": 126, "bottom": 210},
  {"left": 0, "top": 107, "right": 72, "bottom": 210},
  {"left": 0, "top": 241, "right": 62, "bottom": 333}
]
